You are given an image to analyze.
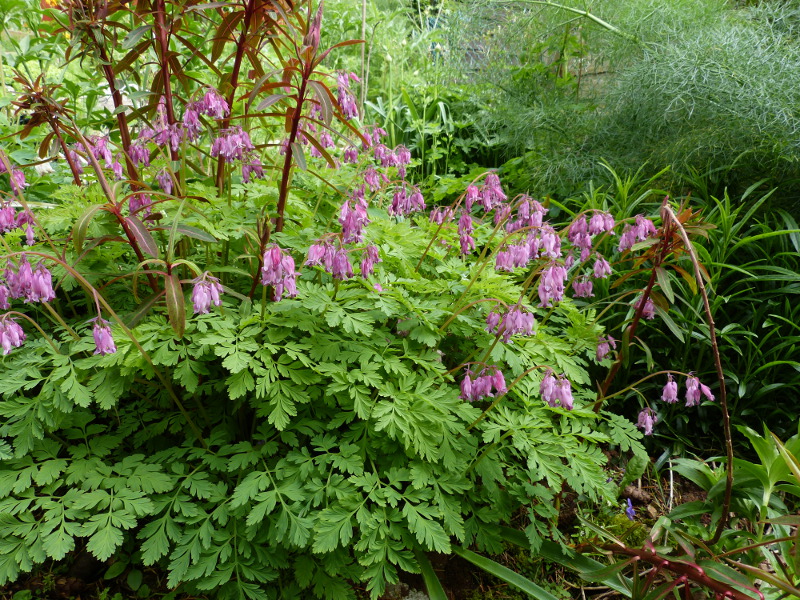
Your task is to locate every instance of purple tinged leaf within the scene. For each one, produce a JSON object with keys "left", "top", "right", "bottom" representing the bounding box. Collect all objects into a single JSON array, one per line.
[
  {"left": 165, "top": 273, "right": 186, "bottom": 339},
  {"left": 125, "top": 216, "right": 159, "bottom": 258}
]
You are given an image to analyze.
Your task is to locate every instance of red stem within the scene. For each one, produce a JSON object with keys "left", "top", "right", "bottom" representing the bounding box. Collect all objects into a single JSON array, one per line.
[
  {"left": 154, "top": 0, "right": 179, "bottom": 163},
  {"left": 97, "top": 46, "right": 138, "bottom": 182},
  {"left": 214, "top": 0, "right": 257, "bottom": 193}
]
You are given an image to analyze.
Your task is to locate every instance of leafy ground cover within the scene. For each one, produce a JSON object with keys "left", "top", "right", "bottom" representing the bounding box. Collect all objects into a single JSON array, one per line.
[{"left": 0, "top": 1, "right": 798, "bottom": 600}]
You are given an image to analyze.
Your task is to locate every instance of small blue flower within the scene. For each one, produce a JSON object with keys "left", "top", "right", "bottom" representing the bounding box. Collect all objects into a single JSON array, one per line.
[{"left": 625, "top": 498, "right": 636, "bottom": 521}]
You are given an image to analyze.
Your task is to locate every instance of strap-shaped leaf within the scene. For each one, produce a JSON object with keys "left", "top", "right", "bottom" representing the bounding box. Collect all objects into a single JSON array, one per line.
[
  {"left": 165, "top": 272, "right": 185, "bottom": 339},
  {"left": 73, "top": 204, "right": 105, "bottom": 254},
  {"left": 413, "top": 549, "right": 447, "bottom": 600},
  {"left": 453, "top": 546, "right": 560, "bottom": 600},
  {"left": 121, "top": 25, "right": 152, "bottom": 50},
  {"left": 125, "top": 216, "right": 159, "bottom": 258}
]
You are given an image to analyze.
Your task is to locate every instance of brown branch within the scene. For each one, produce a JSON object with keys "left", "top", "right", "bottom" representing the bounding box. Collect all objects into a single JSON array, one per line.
[{"left": 662, "top": 203, "right": 733, "bottom": 545}]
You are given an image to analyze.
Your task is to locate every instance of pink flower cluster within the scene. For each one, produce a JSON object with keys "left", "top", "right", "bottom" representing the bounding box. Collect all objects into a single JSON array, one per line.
[
  {"left": 340, "top": 186, "right": 370, "bottom": 243},
  {"left": 191, "top": 273, "right": 224, "bottom": 314},
  {"left": 261, "top": 246, "right": 299, "bottom": 301},
  {"left": 485, "top": 304, "right": 535, "bottom": 343},
  {"left": 619, "top": 214, "right": 657, "bottom": 252},
  {"left": 2, "top": 257, "right": 55, "bottom": 304},
  {"left": 638, "top": 374, "right": 716, "bottom": 436},
  {"left": 0, "top": 203, "right": 36, "bottom": 245},
  {"left": 336, "top": 71, "right": 360, "bottom": 120},
  {"left": 211, "top": 127, "right": 255, "bottom": 163},
  {"left": 458, "top": 210, "right": 475, "bottom": 255},
  {"left": 538, "top": 264, "right": 568, "bottom": 307},
  {"left": 540, "top": 369, "right": 574, "bottom": 410},
  {"left": 0, "top": 316, "right": 25, "bottom": 355},
  {"left": 460, "top": 366, "right": 507, "bottom": 402},
  {"left": 305, "top": 240, "right": 355, "bottom": 280},
  {"left": 389, "top": 185, "right": 425, "bottom": 217}
]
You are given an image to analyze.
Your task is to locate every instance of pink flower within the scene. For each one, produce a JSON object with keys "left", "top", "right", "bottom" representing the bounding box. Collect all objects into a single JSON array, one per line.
[
  {"left": 364, "top": 167, "right": 380, "bottom": 192},
  {"left": 637, "top": 408, "right": 658, "bottom": 435},
  {"left": 636, "top": 295, "right": 656, "bottom": 320},
  {"left": 593, "top": 255, "right": 612, "bottom": 279},
  {"left": 182, "top": 106, "right": 203, "bottom": 141},
  {"left": 261, "top": 246, "right": 299, "bottom": 300},
  {"left": 464, "top": 185, "right": 479, "bottom": 212},
  {"left": 539, "top": 225, "right": 561, "bottom": 259},
  {"left": 596, "top": 335, "right": 616, "bottom": 361},
  {"left": 0, "top": 316, "right": 25, "bottom": 355},
  {"left": 460, "top": 367, "right": 507, "bottom": 402},
  {"left": 10, "top": 169, "right": 27, "bottom": 195},
  {"left": 540, "top": 369, "right": 557, "bottom": 405},
  {"left": 487, "top": 304, "right": 535, "bottom": 342},
  {"left": 458, "top": 210, "right": 475, "bottom": 256},
  {"left": 197, "top": 87, "right": 229, "bottom": 119},
  {"left": 480, "top": 173, "right": 506, "bottom": 211},
  {"left": 395, "top": 145, "right": 411, "bottom": 166},
  {"left": 92, "top": 318, "right": 116, "bottom": 355},
  {"left": 588, "top": 211, "right": 614, "bottom": 235},
  {"left": 344, "top": 146, "right": 358, "bottom": 164},
  {"left": 331, "top": 248, "right": 353, "bottom": 280},
  {"left": 429, "top": 207, "right": 454, "bottom": 224},
  {"left": 539, "top": 370, "right": 573, "bottom": 410},
  {"left": 0, "top": 282, "right": 9, "bottom": 309},
  {"left": 211, "top": 127, "right": 254, "bottom": 163},
  {"left": 242, "top": 156, "right": 265, "bottom": 183},
  {"left": 360, "top": 244, "right": 381, "bottom": 278},
  {"left": 0, "top": 202, "right": 17, "bottom": 233},
  {"left": 191, "top": 273, "right": 224, "bottom": 314},
  {"left": 156, "top": 169, "right": 173, "bottom": 194},
  {"left": 129, "top": 193, "right": 152, "bottom": 217},
  {"left": 572, "top": 277, "right": 594, "bottom": 298},
  {"left": 336, "top": 71, "right": 359, "bottom": 120},
  {"left": 538, "top": 264, "right": 567, "bottom": 307},
  {"left": 661, "top": 374, "right": 678, "bottom": 403},
  {"left": 685, "top": 375, "right": 701, "bottom": 407},
  {"left": 129, "top": 142, "right": 150, "bottom": 168},
  {"left": 700, "top": 383, "right": 715, "bottom": 402}
]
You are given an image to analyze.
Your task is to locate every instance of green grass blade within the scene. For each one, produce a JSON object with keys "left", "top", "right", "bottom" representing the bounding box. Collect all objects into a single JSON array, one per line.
[
  {"left": 413, "top": 548, "right": 447, "bottom": 600},
  {"left": 452, "top": 546, "right": 560, "bottom": 600}
]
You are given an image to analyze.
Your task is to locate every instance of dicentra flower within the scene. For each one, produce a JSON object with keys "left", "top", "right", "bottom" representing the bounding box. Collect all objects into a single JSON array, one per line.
[
  {"left": 593, "top": 255, "right": 612, "bottom": 279},
  {"left": 191, "top": 273, "right": 224, "bottom": 314},
  {"left": 360, "top": 244, "right": 381, "bottom": 278},
  {"left": 661, "top": 374, "right": 678, "bottom": 403},
  {"left": 0, "top": 316, "right": 25, "bottom": 355},
  {"left": 539, "top": 369, "right": 574, "bottom": 410},
  {"left": 261, "top": 246, "right": 299, "bottom": 301},
  {"left": 637, "top": 407, "right": 658, "bottom": 435},
  {"left": 92, "top": 318, "right": 117, "bottom": 356},
  {"left": 596, "top": 335, "right": 616, "bottom": 361}
]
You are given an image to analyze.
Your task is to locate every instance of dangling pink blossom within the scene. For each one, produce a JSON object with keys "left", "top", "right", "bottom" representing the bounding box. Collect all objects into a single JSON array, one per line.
[
  {"left": 211, "top": 127, "right": 254, "bottom": 163},
  {"left": 635, "top": 215, "right": 657, "bottom": 240},
  {"left": 700, "top": 383, "right": 715, "bottom": 402},
  {"left": 343, "top": 146, "right": 358, "bottom": 164},
  {"left": 538, "top": 263, "right": 567, "bottom": 307},
  {"left": 191, "top": 273, "right": 224, "bottom": 314},
  {"left": 369, "top": 126, "right": 387, "bottom": 146},
  {"left": 261, "top": 246, "right": 299, "bottom": 301},
  {"left": 0, "top": 316, "right": 25, "bottom": 355},
  {"left": 480, "top": 173, "right": 506, "bottom": 211},
  {"left": 197, "top": 87, "right": 230, "bottom": 119},
  {"left": 589, "top": 211, "right": 615, "bottom": 235},
  {"left": 464, "top": 185, "right": 479, "bottom": 212},
  {"left": 336, "top": 71, "right": 359, "bottom": 120},
  {"left": 539, "top": 225, "right": 561, "bottom": 259},
  {"left": 637, "top": 407, "right": 658, "bottom": 435},
  {"left": 0, "top": 281, "right": 9, "bottom": 309},
  {"left": 458, "top": 210, "right": 475, "bottom": 256},
  {"left": 661, "top": 374, "right": 678, "bottom": 403},
  {"left": 129, "top": 142, "right": 150, "bottom": 168},
  {"left": 539, "top": 370, "right": 573, "bottom": 409},
  {"left": 242, "top": 156, "right": 265, "bottom": 183},
  {"left": 487, "top": 304, "right": 535, "bottom": 343},
  {"left": 572, "top": 277, "right": 594, "bottom": 298},
  {"left": 460, "top": 367, "right": 506, "bottom": 402},
  {"left": 360, "top": 244, "right": 381, "bottom": 278},
  {"left": 340, "top": 193, "right": 369, "bottom": 244},
  {"left": 596, "top": 335, "right": 616, "bottom": 361},
  {"left": 182, "top": 106, "right": 203, "bottom": 141},
  {"left": 306, "top": 240, "right": 336, "bottom": 271},
  {"left": 0, "top": 202, "right": 17, "bottom": 232},
  {"left": 593, "top": 255, "right": 612, "bottom": 279},
  {"left": 636, "top": 295, "right": 656, "bottom": 320},
  {"left": 331, "top": 247, "right": 353, "bottom": 280},
  {"left": 395, "top": 145, "right": 411, "bottom": 166},
  {"left": 685, "top": 375, "right": 701, "bottom": 407},
  {"left": 8, "top": 257, "right": 55, "bottom": 303},
  {"left": 111, "top": 158, "right": 124, "bottom": 180},
  {"left": 129, "top": 193, "right": 152, "bottom": 217},
  {"left": 156, "top": 169, "right": 173, "bottom": 194},
  {"left": 429, "top": 206, "right": 454, "bottom": 224},
  {"left": 90, "top": 318, "right": 117, "bottom": 355},
  {"left": 10, "top": 170, "right": 27, "bottom": 195},
  {"left": 364, "top": 167, "right": 380, "bottom": 192}
]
